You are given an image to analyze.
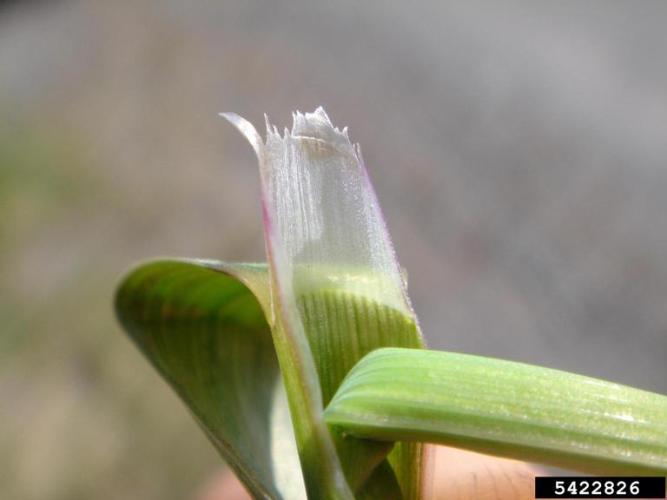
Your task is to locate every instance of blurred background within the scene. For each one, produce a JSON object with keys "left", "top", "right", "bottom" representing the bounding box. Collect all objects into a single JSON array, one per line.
[{"left": 2, "top": 1, "right": 666, "bottom": 499}]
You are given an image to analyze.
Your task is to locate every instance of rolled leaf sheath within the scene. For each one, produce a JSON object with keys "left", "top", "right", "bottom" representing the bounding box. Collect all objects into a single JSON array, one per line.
[
  {"left": 326, "top": 348, "right": 667, "bottom": 475},
  {"left": 222, "top": 109, "right": 426, "bottom": 498}
]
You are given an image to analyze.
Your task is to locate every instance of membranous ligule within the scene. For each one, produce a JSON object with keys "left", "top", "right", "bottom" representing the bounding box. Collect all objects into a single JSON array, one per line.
[{"left": 293, "top": 267, "right": 422, "bottom": 406}]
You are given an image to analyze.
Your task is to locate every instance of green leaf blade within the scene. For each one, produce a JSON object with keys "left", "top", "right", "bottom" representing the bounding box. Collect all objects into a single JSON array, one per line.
[
  {"left": 326, "top": 348, "right": 667, "bottom": 475},
  {"left": 115, "top": 259, "right": 305, "bottom": 499}
]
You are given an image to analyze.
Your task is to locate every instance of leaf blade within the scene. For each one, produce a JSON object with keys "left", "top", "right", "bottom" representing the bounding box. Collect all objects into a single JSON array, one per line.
[
  {"left": 115, "top": 259, "right": 305, "bottom": 499},
  {"left": 326, "top": 348, "right": 667, "bottom": 475}
]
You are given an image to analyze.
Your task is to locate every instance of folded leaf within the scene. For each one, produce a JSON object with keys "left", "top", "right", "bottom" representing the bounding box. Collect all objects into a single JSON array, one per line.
[
  {"left": 326, "top": 348, "right": 667, "bottom": 475},
  {"left": 115, "top": 259, "right": 305, "bottom": 499}
]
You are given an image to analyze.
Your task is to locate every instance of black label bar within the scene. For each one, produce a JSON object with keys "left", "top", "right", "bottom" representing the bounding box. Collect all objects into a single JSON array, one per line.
[{"left": 535, "top": 476, "right": 665, "bottom": 499}]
